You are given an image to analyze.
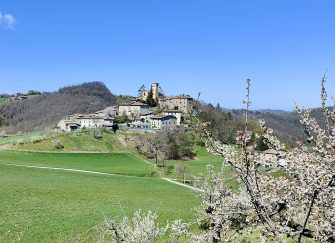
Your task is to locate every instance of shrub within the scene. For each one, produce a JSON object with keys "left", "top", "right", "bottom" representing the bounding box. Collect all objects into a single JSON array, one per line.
[
  {"left": 31, "top": 136, "right": 46, "bottom": 143},
  {"left": 52, "top": 140, "right": 64, "bottom": 149},
  {"left": 93, "top": 130, "right": 103, "bottom": 139}
]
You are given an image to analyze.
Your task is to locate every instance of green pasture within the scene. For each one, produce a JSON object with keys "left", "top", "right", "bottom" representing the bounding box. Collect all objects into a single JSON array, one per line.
[
  {"left": 0, "top": 151, "right": 151, "bottom": 177},
  {"left": 0, "top": 164, "right": 199, "bottom": 242},
  {"left": 0, "top": 131, "right": 47, "bottom": 145},
  {"left": 0, "top": 98, "right": 9, "bottom": 105},
  {"left": 13, "top": 130, "right": 124, "bottom": 152}
]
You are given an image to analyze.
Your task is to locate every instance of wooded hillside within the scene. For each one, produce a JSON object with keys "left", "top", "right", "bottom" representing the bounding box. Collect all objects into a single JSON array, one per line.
[{"left": 0, "top": 82, "right": 116, "bottom": 133}]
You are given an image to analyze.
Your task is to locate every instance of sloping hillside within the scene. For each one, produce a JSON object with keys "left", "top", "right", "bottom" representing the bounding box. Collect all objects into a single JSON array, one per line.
[
  {"left": 0, "top": 82, "right": 116, "bottom": 133},
  {"left": 250, "top": 109, "right": 327, "bottom": 145}
]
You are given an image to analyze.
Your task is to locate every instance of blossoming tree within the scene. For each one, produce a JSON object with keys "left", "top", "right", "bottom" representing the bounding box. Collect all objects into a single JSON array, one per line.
[{"left": 199, "top": 77, "right": 335, "bottom": 242}]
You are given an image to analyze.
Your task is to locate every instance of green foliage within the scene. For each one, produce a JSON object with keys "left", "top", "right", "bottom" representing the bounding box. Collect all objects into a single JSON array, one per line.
[
  {"left": 256, "top": 135, "right": 269, "bottom": 151},
  {"left": 116, "top": 95, "right": 135, "bottom": 105},
  {"left": 114, "top": 114, "right": 132, "bottom": 124},
  {"left": 161, "top": 129, "right": 195, "bottom": 160},
  {"left": 137, "top": 84, "right": 146, "bottom": 97},
  {"left": 146, "top": 90, "right": 157, "bottom": 107},
  {"left": 27, "top": 90, "right": 41, "bottom": 95}
]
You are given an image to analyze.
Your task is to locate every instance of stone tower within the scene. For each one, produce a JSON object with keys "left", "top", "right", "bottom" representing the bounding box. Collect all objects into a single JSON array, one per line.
[{"left": 151, "top": 83, "right": 159, "bottom": 101}]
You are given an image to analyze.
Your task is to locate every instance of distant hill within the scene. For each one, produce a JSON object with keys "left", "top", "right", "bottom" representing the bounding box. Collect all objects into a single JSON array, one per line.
[
  {"left": 230, "top": 108, "right": 329, "bottom": 145},
  {"left": 0, "top": 82, "right": 116, "bottom": 133},
  {"left": 254, "top": 109, "right": 288, "bottom": 114}
]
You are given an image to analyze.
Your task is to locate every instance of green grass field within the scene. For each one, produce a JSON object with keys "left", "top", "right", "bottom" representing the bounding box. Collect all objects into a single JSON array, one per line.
[
  {"left": 13, "top": 130, "right": 124, "bottom": 152},
  {"left": 164, "top": 146, "right": 239, "bottom": 190},
  {"left": 0, "top": 131, "right": 47, "bottom": 145},
  {"left": 167, "top": 146, "right": 224, "bottom": 174},
  {"left": 0, "top": 165, "right": 199, "bottom": 242},
  {"left": 0, "top": 97, "right": 9, "bottom": 105},
  {"left": 0, "top": 151, "right": 151, "bottom": 177},
  {"left": 0, "top": 150, "right": 200, "bottom": 242}
]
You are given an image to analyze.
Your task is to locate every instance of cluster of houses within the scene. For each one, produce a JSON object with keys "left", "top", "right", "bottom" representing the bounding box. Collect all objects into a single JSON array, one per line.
[
  {"left": 10, "top": 93, "right": 28, "bottom": 101},
  {"left": 58, "top": 83, "right": 195, "bottom": 132}
]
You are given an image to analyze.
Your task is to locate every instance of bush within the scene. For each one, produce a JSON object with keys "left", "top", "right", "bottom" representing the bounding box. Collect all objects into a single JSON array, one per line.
[
  {"left": 52, "top": 140, "right": 64, "bottom": 149},
  {"left": 31, "top": 136, "right": 46, "bottom": 143},
  {"left": 93, "top": 130, "right": 103, "bottom": 139}
]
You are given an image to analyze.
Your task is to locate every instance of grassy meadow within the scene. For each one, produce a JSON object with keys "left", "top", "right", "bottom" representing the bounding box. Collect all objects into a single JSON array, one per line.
[
  {"left": 0, "top": 131, "right": 47, "bottom": 145},
  {"left": 0, "top": 164, "right": 199, "bottom": 242},
  {"left": 12, "top": 130, "right": 124, "bottom": 152},
  {"left": 0, "top": 130, "right": 238, "bottom": 241},
  {"left": 0, "top": 151, "right": 151, "bottom": 177},
  {"left": 0, "top": 98, "right": 9, "bottom": 105}
]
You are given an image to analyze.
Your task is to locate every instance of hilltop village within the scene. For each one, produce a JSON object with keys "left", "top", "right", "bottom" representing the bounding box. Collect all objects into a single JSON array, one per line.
[{"left": 57, "top": 83, "right": 195, "bottom": 132}]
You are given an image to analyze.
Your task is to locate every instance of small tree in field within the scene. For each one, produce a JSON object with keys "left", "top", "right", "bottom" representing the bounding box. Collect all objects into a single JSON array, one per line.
[{"left": 146, "top": 135, "right": 164, "bottom": 166}]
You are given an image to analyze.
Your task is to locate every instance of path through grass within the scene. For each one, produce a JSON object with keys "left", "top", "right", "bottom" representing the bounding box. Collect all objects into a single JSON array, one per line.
[{"left": 0, "top": 164, "right": 199, "bottom": 242}]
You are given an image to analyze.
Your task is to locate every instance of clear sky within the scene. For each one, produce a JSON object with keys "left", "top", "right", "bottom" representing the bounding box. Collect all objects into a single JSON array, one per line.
[{"left": 1, "top": 0, "right": 335, "bottom": 110}]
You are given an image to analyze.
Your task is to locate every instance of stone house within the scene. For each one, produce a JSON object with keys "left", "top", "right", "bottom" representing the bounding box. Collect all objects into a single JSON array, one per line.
[
  {"left": 158, "top": 95, "right": 194, "bottom": 114},
  {"left": 58, "top": 120, "right": 81, "bottom": 132},
  {"left": 118, "top": 101, "right": 149, "bottom": 118},
  {"left": 70, "top": 114, "right": 114, "bottom": 129},
  {"left": 163, "top": 110, "right": 182, "bottom": 125},
  {"left": 150, "top": 115, "right": 177, "bottom": 131}
]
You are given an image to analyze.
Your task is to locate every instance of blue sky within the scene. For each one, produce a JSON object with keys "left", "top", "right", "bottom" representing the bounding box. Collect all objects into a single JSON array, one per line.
[{"left": 1, "top": 0, "right": 335, "bottom": 110}]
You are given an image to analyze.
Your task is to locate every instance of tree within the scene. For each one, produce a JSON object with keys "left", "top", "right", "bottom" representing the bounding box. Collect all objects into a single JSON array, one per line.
[
  {"left": 174, "top": 163, "right": 191, "bottom": 184},
  {"left": 27, "top": 90, "right": 41, "bottom": 96},
  {"left": 146, "top": 135, "right": 164, "bottom": 166},
  {"left": 112, "top": 122, "right": 119, "bottom": 134},
  {"left": 137, "top": 84, "right": 146, "bottom": 98},
  {"left": 197, "top": 77, "right": 335, "bottom": 242},
  {"left": 100, "top": 210, "right": 167, "bottom": 243},
  {"left": 146, "top": 90, "right": 157, "bottom": 107},
  {"left": 255, "top": 135, "right": 269, "bottom": 151}
]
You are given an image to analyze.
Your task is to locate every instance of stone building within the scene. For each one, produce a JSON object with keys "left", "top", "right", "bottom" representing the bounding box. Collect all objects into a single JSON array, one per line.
[
  {"left": 57, "top": 120, "right": 81, "bottom": 132},
  {"left": 118, "top": 101, "right": 149, "bottom": 118},
  {"left": 163, "top": 110, "right": 182, "bottom": 125},
  {"left": 140, "top": 83, "right": 160, "bottom": 102},
  {"left": 150, "top": 115, "right": 177, "bottom": 130},
  {"left": 158, "top": 95, "right": 194, "bottom": 114}
]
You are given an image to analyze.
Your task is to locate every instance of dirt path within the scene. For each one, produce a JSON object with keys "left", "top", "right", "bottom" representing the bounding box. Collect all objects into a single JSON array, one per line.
[
  {"left": 0, "top": 162, "right": 135, "bottom": 178},
  {"left": 0, "top": 144, "right": 12, "bottom": 151},
  {"left": 0, "top": 162, "right": 203, "bottom": 193},
  {"left": 162, "top": 178, "right": 204, "bottom": 193}
]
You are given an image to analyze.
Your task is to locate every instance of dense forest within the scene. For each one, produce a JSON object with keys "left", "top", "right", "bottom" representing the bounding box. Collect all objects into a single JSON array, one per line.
[{"left": 0, "top": 82, "right": 116, "bottom": 133}]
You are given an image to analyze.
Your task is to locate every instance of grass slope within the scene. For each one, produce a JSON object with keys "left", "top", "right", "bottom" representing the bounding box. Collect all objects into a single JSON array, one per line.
[
  {"left": 0, "top": 131, "right": 47, "bottom": 145},
  {"left": 0, "top": 151, "right": 150, "bottom": 177},
  {"left": 165, "top": 146, "right": 239, "bottom": 190},
  {"left": 0, "top": 98, "right": 9, "bottom": 105},
  {"left": 14, "top": 130, "right": 124, "bottom": 152},
  {"left": 0, "top": 165, "right": 199, "bottom": 242}
]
